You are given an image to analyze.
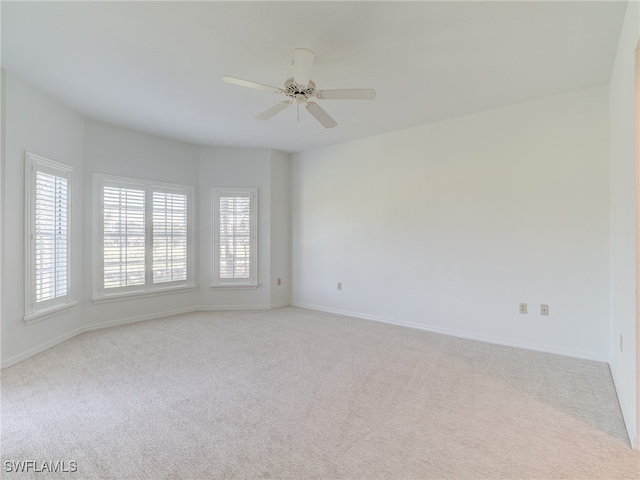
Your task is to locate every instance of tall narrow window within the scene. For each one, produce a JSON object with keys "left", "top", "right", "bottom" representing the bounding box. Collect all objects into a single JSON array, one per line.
[
  {"left": 213, "top": 188, "right": 257, "bottom": 287},
  {"left": 36, "top": 170, "right": 68, "bottom": 300},
  {"left": 25, "top": 152, "right": 76, "bottom": 323},
  {"left": 93, "top": 174, "right": 195, "bottom": 302},
  {"left": 102, "top": 185, "right": 146, "bottom": 289},
  {"left": 153, "top": 190, "right": 188, "bottom": 284}
]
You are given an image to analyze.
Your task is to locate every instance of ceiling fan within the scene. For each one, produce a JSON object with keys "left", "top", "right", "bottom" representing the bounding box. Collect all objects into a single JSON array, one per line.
[{"left": 221, "top": 48, "right": 376, "bottom": 129}]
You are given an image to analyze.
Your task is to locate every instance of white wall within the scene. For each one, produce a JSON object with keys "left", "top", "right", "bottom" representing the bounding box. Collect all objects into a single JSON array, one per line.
[
  {"left": 270, "top": 150, "right": 292, "bottom": 307},
  {"left": 609, "top": 0, "right": 639, "bottom": 450},
  {"left": 1, "top": 72, "right": 85, "bottom": 365},
  {"left": 292, "top": 86, "right": 610, "bottom": 362},
  {"left": 82, "top": 120, "right": 200, "bottom": 326}
]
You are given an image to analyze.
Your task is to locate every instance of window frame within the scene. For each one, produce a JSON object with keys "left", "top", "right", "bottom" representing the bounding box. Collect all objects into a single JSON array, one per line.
[
  {"left": 24, "top": 151, "right": 77, "bottom": 324},
  {"left": 92, "top": 173, "right": 196, "bottom": 303},
  {"left": 211, "top": 187, "right": 258, "bottom": 289}
]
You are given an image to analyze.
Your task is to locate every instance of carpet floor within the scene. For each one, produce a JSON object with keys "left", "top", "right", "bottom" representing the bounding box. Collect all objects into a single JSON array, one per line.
[{"left": 1, "top": 306, "right": 639, "bottom": 479}]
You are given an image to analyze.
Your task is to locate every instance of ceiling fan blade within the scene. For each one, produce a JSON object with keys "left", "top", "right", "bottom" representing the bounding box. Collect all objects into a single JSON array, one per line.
[
  {"left": 293, "top": 48, "right": 315, "bottom": 87},
  {"left": 255, "top": 101, "right": 291, "bottom": 121},
  {"left": 221, "top": 76, "right": 283, "bottom": 94},
  {"left": 315, "top": 88, "right": 376, "bottom": 100},
  {"left": 305, "top": 102, "right": 337, "bottom": 129}
]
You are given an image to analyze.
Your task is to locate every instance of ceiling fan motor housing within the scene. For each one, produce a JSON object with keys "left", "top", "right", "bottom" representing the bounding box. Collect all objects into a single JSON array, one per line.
[{"left": 284, "top": 78, "right": 316, "bottom": 100}]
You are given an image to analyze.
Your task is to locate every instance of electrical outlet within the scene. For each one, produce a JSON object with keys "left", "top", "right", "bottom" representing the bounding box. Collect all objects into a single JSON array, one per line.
[
  {"left": 277, "top": 278, "right": 281, "bottom": 286},
  {"left": 620, "top": 334, "right": 623, "bottom": 352},
  {"left": 541, "top": 304, "right": 549, "bottom": 316},
  {"left": 519, "top": 303, "right": 527, "bottom": 314},
  {"left": 337, "top": 282, "right": 342, "bottom": 291}
]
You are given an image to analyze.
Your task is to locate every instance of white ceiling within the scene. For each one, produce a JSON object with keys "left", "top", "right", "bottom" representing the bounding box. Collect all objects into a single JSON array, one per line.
[{"left": 1, "top": 1, "right": 628, "bottom": 153}]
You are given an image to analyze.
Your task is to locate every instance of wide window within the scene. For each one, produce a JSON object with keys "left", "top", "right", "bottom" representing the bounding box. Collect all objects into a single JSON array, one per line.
[
  {"left": 93, "top": 174, "right": 195, "bottom": 302},
  {"left": 24, "top": 152, "right": 76, "bottom": 323},
  {"left": 212, "top": 188, "right": 257, "bottom": 288}
]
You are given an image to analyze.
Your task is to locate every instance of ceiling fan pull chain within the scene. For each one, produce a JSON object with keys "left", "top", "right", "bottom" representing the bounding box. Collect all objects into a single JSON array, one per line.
[{"left": 297, "top": 102, "right": 300, "bottom": 122}]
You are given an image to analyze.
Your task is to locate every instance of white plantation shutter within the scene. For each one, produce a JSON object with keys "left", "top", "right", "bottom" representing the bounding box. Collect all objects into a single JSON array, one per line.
[
  {"left": 94, "top": 174, "right": 194, "bottom": 300},
  {"left": 25, "top": 152, "right": 75, "bottom": 322},
  {"left": 153, "top": 191, "right": 188, "bottom": 284},
  {"left": 35, "top": 170, "right": 69, "bottom": 302},
  {"left": 102, "top": 186, "right": 146, "bottom": 289},
  {"left": 213, "top": 188, "right": 257, "bottom": 287},
  {"left": 219, "top": 194, "right": 251, "bottom": 279}
]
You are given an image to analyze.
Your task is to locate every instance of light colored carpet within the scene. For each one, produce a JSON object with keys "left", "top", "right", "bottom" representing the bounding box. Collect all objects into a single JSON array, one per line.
[{"left": 2, "top": 306, "right": 639, "bottom": 479}]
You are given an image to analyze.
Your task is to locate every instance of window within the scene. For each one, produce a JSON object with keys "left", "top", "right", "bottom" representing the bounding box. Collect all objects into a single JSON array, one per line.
[
  {"left": 152, "top": 190, "right": 188, "bottom": 284},
  {"left": 212, "top": 188, "right": 257, "bottom": 288},
  {"left": 93, "top": 174, "right": 195, "bottom": 302},
  {"left": 102, "top": 184, "right": 146, "bottom": 290},
  {"left": 24, "top": 152, "right": 76, "bottom": 324}
]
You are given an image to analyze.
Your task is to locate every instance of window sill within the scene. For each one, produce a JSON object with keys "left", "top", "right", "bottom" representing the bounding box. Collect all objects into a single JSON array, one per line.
[
  {"left": 24, "top": 301, "right": 78, "bottom": 325},
  {"left": 92, "top": 284, "right": 197, "bottom": 304},
  {"left": 209, "top": 284, "right": 259, "bottom": 290}
]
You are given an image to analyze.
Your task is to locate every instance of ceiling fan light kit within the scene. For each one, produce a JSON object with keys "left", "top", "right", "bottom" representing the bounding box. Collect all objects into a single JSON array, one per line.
[{"left": 221, "top": 48, "right": 376, "bottom": 129}]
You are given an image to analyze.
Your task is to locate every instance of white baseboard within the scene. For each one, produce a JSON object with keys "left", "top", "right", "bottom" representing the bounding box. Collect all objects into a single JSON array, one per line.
[
  {"left": 2, "top": 303, "right": 292, "bottom": 368},
  {"left": 270, "top": 301, "right": 292, "bottom": 309},
  {"left": 1, "top": 326, "right": 85, "bottom": 368},
  {"left": 291, "top": 302, "right": 609, "bottom": 363},
  {"left": 84, "top": 306, "right": 198, "bottom": 333},
  {"left": 608, "top": 357, "right": 638, "bottom": 449},
  {"left": 197, "top": 302, "right": 290, "bottom": 311}
]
